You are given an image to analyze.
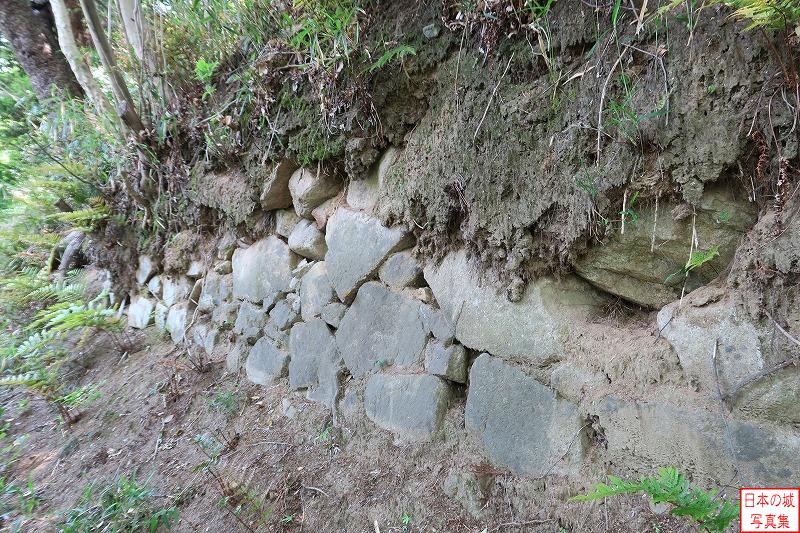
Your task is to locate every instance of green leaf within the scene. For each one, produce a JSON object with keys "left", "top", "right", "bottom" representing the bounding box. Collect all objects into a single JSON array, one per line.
[
  {"left": 368, "top": 45, "right": 416, "bottom": 73},
  {"left": 611, "top": 0, "right": 623, "bottom": 27}
]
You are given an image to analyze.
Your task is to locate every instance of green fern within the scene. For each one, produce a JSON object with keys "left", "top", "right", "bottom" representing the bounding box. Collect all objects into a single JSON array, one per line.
[
  {"left": 570, "top": 467, "right": 738, "bottom": 533},
  {"left": 659, "top": 0, "right": 800, "bottom": 30},
  {"left": 46, "top": 205, "right": 109, "bottom": 226},
  {"left": 368, "top": 44, "right": 416, "bottom": 73}
]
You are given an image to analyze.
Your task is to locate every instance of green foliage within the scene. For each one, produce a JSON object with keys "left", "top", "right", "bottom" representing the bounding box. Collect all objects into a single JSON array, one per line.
[
  {"left": 722, "top": 0, "right": 800, "bottom": 29},
  {"left": 59, "top": 472, "right": 178, "bottom": 533},
  {"left": 368, "top": 45, "right": 416, "bottom": 73},
  {"left": 525, "top": 0, "right": 556, "bottom": 19},
  {"left": 282, "top": 0, "right": 362, "bottom": 73},
  {"left": 665, "top": 245, "right": 721, "bottom": 284},
  {"left": 571, "top": 467, "right": 737, "bottom": 532},
  {"left": 659, "top": 0, "right": 800, "bottom": 30},
  {"left": 208, "top": 389, "right": 241, "bottom": 418},
  {"left": 194, "top": 59, "right": 219, "bottom": 83},
  {"left": 0, "top": 290, "right": 120, "bottom": 424},
  {"left": 56, "top": 383, "right": 103, "bottom": 409}
]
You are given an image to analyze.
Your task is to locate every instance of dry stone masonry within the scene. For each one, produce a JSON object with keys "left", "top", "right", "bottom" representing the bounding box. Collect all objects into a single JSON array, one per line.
[{"left": 125, "top": 148, "right": 800, "bottom": 500}]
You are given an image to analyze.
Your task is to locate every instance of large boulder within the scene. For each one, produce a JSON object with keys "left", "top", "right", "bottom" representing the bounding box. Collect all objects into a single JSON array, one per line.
[
  {"left": 364, "top": 373, "right": 451, "bottom": 443},
  {"left": 135, "top": 255, "right": 156, "bottom": 285},
  {"left": 346, "top": 147, "right": 400, "bottom": 213},
  {"left": 656, "top": 295, "right": 765, "bottom": 395},
  {"left": 288, "top": 319, "right": 343, "bottom": 409},
  {"left": 269, "top": 295, "right": 300, "bottom": 331},
  {"left": 288, "top": 167, "right": 340, "bottom": 218},
  {"left": 595, "top": 396, "right": 800, "bottom": 486},
  {"left": 424, "top": 250, "right": 605, "bottom": 364},
  {"left": 198, "top": 272, "right": 232, "bottom": 312},
  {"left": 166, "top": 302, "right": 189, "bottom": 343},
  {"left": 288, "top": 219, "right": 327, "bottom": 260},
  {"left": 233, "top": 301, "right": 267, "bottom": 344},
  {"left": 188, "top": 170, "right": 257, "bottom": 225},
  {"left": 465, "top": 354, "right": 584, "bottom": 476},
  {"left": 245, "top": 337, "right": 289, "bottom": 385},
  {"left": 154, "top": 302, "right": 169, "bottom": 331},
  {"left": 191, "top": 321, "right": 218, "bottom": 355},
  {"left": 424, "top": 339, "right": 467, "bottom": 383},
  {"left": 161, "top": 276, "right": 192, "bottom": 307},
  {"left": 275, "top": 209, "right": 301, "bottom": 238},
  {"left": 288, "top": 318, "right": 340, "bottom": 390},
  {"left": 336, "top": 282, "right": 427, "bottom": 376},
  {"left": 299, "top": 262, "right": 336, "bottom": 322},
  {"left": 379, "top": 250, "right": 423, "bottom": 289},
  {"left": 128, "top": 295, "right": 155, "bottom": 329},
  {"left": 147, "top": 275, "right": 162, "bottom": 298},
  {"left": 232, "top": 236, "right": 297, "bottom": 302},
  {"left": 260, "top": 159, "right": 298, "bottom": 210},
  {"left": 573, "top": 186, "right": 757, "bottom": 308},
  {"left": 325, "top": 208, "right": 413, "bottom": 302}
]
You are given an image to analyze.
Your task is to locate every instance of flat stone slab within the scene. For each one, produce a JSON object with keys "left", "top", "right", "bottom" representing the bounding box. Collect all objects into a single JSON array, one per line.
[
  {"left": 364, "top": 373, "right": 451, "bottom": 442},
  {"left": 424, "top": 250, "right": 604, "bottom": 364},
  {"left": 336, "top": 282, "right": 427, "bottom": 376},
  {"left": 465, "top": 354, "right": 584, "bottom": 477},
  {"left": 232, "top": 236, "right": 297, "bottom": 302},
  {"left": 656, "top": 298, "right": 765, "bottom": 397},
  {"left": 573, "top": 186, "right": 757, "bottom": 308},
  {"left": 325, "top": 208, "right": 412, "bottom": 302},
  {"left": 246, "top": 336, "right": 289, "bottom": 385}
]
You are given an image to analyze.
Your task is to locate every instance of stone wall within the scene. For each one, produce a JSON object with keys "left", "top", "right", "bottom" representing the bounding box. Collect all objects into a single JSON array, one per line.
[{"left": 125, "top": 148, "right": 799, "bottom": 494}]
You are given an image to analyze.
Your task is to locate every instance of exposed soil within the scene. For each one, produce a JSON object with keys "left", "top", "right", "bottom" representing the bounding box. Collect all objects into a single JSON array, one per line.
[{"left": 0, "top": 327, "right": 700, "bottom": 532}]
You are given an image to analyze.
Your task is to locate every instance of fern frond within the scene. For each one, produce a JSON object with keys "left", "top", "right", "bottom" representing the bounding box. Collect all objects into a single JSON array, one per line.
[{"left": 570, "top": 468, "right": 736, "bottom": 533}]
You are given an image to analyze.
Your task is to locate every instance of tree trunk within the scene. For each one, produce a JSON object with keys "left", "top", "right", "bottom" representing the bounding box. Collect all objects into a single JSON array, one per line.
[
  {"left": 0, "top": 0, "right": 84, "bottom": 101},
  {"left": 78, "top": 0, "right": 144, "bottom": 134},
  {"left": 50, "top": 0, "right": 118, "bottom": 126},
  {"left": 117, "top": 0, "right": 145, "bottom": 63}
]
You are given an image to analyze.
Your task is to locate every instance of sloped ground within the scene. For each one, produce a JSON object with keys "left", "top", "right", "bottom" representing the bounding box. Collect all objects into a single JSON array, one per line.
[{"left": 0, "top": 328, "right": 695, "bottom": 532}]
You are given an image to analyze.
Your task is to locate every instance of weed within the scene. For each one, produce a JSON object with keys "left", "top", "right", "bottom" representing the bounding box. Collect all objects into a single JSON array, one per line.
[
  {"left": 526, "top": 0, "right": 556, "bottom": 20},
  {"left": 59, "top": 472, "right": 178, "bottom": 532},
  {"left": 367, "top": 45, "right": 416, "bottom": 73},
  {"left": 619, "top": 191, "right": 640, "bottom": 226},
  {"left": 207, "top": 468, "right": 273, "bottom": 531},
  {"left": 570, "top": 467, "right": 737, "bottom": 533},
  {"left": 0, "top": 475, "right": 39, "bottom": 529},
  {"left": 665, "top": 245, "right": 721, "bottom": 284},
  {"left": 208, "top": 389, "right": 241, "bottom": 418},
  {"left": 195, "top": 59, "right": 220, "bottom": 100}
]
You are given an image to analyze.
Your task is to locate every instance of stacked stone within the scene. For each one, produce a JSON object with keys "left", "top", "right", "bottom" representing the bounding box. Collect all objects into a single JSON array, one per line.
[{"left": 123, "top": 148, "right": 800, "bottom": 488}]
